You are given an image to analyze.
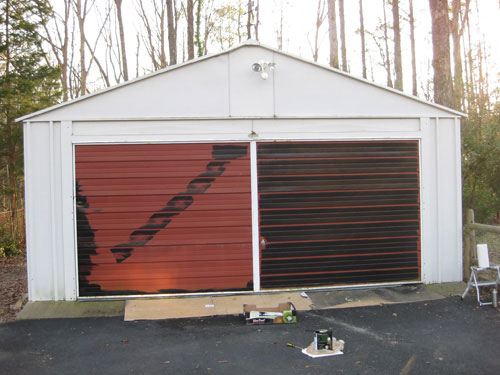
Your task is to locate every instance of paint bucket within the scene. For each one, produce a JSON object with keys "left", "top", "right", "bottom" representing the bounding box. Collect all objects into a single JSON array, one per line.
[{"left": 314, "top": 329, "right": 333, "bottom": 350}]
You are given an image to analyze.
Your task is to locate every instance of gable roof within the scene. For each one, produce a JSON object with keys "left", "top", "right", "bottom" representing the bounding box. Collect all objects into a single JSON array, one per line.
[{"left": 18, "top": 40, "right": 464, "bottom": 122}]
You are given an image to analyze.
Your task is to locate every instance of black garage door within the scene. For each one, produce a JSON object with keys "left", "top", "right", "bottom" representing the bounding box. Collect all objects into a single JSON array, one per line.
[{"left": 258, "top": 141, "right": 420, "bottom": 288}]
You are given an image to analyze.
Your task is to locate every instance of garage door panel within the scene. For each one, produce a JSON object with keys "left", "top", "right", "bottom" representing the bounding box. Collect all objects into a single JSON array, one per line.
[
  {"left": 77, "top": 160, "right": 250, "bottom": 178},
  {"left": 259, "top": 190, "right": 419, "bottom": 208},
  {"left": 80, "top": 211, "right": 253, "bottom": 230},
  {"left": 261, "top": 268, "right": 421, "bottom": 288},
  {"left": 258, "top": 157, "right": 418, "bottom": 175},
  {"left": 262, "top": 238, "right": 419, "bottom": 258},
  {"left": 83, "top": 276, "right": 254, "bottom": 296},
  {"left": 261, "top": 253, "right": 419, "bottom": 273},
  {"left": 78, "top": 193, "right": 251, "bottom": 213},
  {"left": 258, "top": 141, "right": 420, "bottom": 288},
  {"left": 259, "top": 174, "right": 419, "bottom": 192},
  {"left": 261, "top": 221, "right": 419, "bottom": 242},
  {"left": 258, "top": 141, "right": 418, "bottom": 159},
  {"left": 78, "top": 244, "right": 253, "bottom": 265},
  {"left": 76, "top": 143, "right": 252, "bottom": 296},
  {"left": 76, "top": 144, "right": 249, "bottom": 161},
  {"left": 84, "top": 260, "right": 253, "bottom": 280},
  {"left": 260, "top": 206, "right": 419, "bottom": 225},
  {"left": 79, "top": 180, "right": 251, "bottom": 196}
]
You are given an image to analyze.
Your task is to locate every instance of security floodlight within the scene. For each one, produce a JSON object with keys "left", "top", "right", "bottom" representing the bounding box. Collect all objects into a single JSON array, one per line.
[
  {"left": 251, "top": 60, "right": 276, "bottom": 80},
  {"left": 252, "top": 62, "right": 263, "bottom": 72}
]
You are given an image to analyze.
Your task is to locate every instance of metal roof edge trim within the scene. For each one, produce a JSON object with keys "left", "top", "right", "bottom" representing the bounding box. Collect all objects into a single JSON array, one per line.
[{"left": 17, "top": 40, "right": 465, "bottom": 122}]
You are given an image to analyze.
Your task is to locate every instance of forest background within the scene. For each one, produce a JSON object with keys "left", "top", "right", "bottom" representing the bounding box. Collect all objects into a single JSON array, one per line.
[{"left": 1, "top": 0, "right": 499, "bottom": 257}]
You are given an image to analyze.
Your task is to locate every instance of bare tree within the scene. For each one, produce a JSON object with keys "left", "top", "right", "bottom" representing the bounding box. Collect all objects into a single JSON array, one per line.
[
  {"left": 194, "top": 0, "right": 216, "bottom": 56},
  {"left": 338, "top": 0, "right": 347, "bottom": 71},
  {"left": 201, "top": 0, "right": 217, "bottom": 55},
  {"left": 429, "top": 0, "right": 453, "bottom": 107},
  {"left": 211, "top": 3, "right": 247, "bottom": 50},
  {"left": 136, "top": 0, "right": 167, "bottom": 70},
  {"left": 392, "top": 0, "right": 403, "bottom": 90},
  {"left": 327, "top": 0, "right": 339, "bottom": 68},
  {"left": 451, "top": 0, "right": 471, "bottom": 109},
  {"left": 86, "top": 2, "right": 113, "bottom": 87},
  {"left": 73, "top": 0, "right": 94, "bottom": 96},
  {"left": 42, "top": 0, "right": 71, "bottom": 100},
  {"left": 359, "top": 0, "right": 367, "bottom": 78},
  {"left": 255, "top": 0, "right": 260, "bottom": 41},
  {"left": 409, "top": 0, "right": 417, "bottom": 96},
  {"left": 187, "top": 0, "right": 195, "bottom": 59},
  {"left": 276, "top": 2, "right": 284, "bottom": 50},
  {"left": 114, "top": 0, "right": 128, "bottom": 80},
  {"left": 311, "top": 0, "right": 327, "bottom": 62},
  {"left": 195, "top": 0, "right": 204, "bottom": 56},
  {"left": 246, "top": 0, "right": 253, "bottom": 39},
  {"left": 166, "top": 0, "right": 177, "bottom": 65},
  {"left": 135, "top": 32, "right": 140, "bottom": 77},
  {"left": 382, "top": 0, "right": 393, "bottom": 88}
]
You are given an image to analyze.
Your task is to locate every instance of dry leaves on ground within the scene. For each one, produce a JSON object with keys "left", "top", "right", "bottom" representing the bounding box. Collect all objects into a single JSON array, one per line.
[{"left": 0, "top": 255, "right": 27, "bottom": 323}]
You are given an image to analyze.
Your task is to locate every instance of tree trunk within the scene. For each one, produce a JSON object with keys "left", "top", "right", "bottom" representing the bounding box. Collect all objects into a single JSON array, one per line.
[
  {"left": 312, "top": 0, "right": 326, "bottom": 62},
  {"left": 277, "top": 5, "right": 284, "bottom": 50},
  {"left": 392, "top": 0, "right": 403, "bottom": 91},
  {"left": 255, "top": 0, "right": 260, "bottom": 41},
  {"left": 466, "top": 9, "right": 475, "bottom": 110},
  {"left": 409, "top": 0, "right": 417, "bottom": 96},
  {"left": 339, "top": 0, "right": 347, "bottom": 71},
  {"left": 42, "top": 0, "right": 71, "bottom": 101},
  {"left": 159, "top": 2, "right": 167, "bottom": 68},
  {"left": 114, "top": 0, "right": 128, "bottom": 81},
  {"left": 187, "top": 0, "right": 195, "bottom": 60},
  {"left": 450, "top": 0, "right": 462, "bottom": 109},
  {"left": 195, "top": 0, "right": 203, "bottom": 56},
  {"left": 62, "top": 2, "right": 70, "bottom": 100},
  {"left": 382, "top": 0, "right": 393, "bottom": 88},
  {"left": 247, "top": 0, "right": 253, "bottom": 39},
  {"left": 429, "top": 0, "right": 453, "bottom": 107},
  {"left": 359, "top": 0, "right": 367, "bottom": 79},
  {"left": 327, "top": 0, "right": 339, "bottom": 68},
  {"left": 166, "top": 0, "right": 177, "bottom": 65},
  {"left": 451, "top": 0, "right": 470, "bottom": 110},
  {"left": 75, "top": 0, "right": 87, "bottom": 96}
]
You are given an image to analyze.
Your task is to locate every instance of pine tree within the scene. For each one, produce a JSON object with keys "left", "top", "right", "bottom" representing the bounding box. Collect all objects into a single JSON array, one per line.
[{"left": 0, "top": 0, "right": 60, "bottom": 238}]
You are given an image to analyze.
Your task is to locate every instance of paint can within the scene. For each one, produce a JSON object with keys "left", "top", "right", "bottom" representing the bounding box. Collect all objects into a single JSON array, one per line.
[{"left": 314, "top": 329, "right": 333, "bottom": 350}]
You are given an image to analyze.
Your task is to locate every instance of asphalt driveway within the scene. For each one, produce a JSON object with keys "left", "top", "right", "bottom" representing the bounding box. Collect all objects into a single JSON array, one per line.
[{"left": 1, "top": 297, "right": 499, "bottom": 374}]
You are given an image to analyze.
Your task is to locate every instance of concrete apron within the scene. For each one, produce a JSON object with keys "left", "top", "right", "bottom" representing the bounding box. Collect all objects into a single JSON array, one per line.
[{"left": 15, "top": 283, "right": 466, "bottom": 321}]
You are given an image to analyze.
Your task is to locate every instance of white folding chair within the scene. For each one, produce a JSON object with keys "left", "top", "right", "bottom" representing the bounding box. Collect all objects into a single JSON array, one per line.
[{"left": 462, "top": 244, "right": 500, "bottom": 306}]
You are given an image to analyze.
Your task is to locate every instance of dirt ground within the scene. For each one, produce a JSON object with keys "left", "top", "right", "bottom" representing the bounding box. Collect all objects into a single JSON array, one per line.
[{"left": 0, "top": 254, "right": 28, "bottom": 323}]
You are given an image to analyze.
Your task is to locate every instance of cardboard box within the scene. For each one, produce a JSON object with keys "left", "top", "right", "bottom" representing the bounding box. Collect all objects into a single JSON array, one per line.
[{"left": 243, "top": 302, "right": 297, "bottom": 324}]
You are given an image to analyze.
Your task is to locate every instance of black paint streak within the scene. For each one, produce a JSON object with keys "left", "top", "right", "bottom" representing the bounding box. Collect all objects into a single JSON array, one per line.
[
  {"left": 75, "top": 181, "right": 105, "bottom": 296},
  {"left": 199, "top": 161, "right": 229, "bottom": 176},
  {"left": 109, "top": 144, "right": 248, "bottom": 263},
  {"left": 160, "top": 196, "right": 194, "bottom": 211},
  {"left": 184, "top": 178, "right": 215, "bottom": 194}
]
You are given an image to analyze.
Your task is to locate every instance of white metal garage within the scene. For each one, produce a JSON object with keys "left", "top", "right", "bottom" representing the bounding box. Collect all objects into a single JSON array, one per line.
[{"left": 18, "top": 41, "right": 464, "bottom": 301}]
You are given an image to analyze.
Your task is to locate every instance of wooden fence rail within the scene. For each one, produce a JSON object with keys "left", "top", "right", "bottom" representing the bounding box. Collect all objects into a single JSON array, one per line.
[{"left": 463, "top": 208, "right": 500, "bottom": 279}]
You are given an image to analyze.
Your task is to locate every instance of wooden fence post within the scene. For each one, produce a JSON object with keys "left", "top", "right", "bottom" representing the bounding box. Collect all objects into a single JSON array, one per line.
[{"left": 464, "top": 209, "right": 475, "bottom": 280}]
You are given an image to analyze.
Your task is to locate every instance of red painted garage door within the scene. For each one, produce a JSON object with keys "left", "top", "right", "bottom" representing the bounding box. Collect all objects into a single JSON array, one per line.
[
  {"left": 258, "top": 141, "right": 421, "bottom": 288},
  {"left": 76, "top": 143, "right": 253, "bottom": 296}
]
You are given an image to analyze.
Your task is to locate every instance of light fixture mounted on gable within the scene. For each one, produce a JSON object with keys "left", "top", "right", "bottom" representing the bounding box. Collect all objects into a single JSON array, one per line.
[{"left": 251, "top": 60, "right": 276, "bottom": 80}]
